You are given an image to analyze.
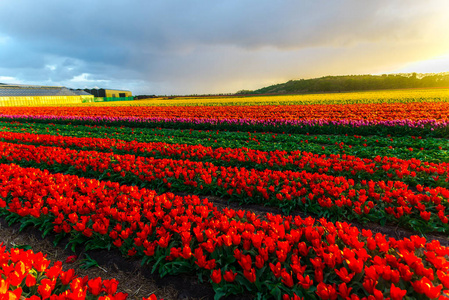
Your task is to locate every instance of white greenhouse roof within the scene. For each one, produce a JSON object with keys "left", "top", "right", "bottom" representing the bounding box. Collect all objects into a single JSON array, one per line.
[{"left": 0, "top": 83, "right": 91, "bottom": 97}]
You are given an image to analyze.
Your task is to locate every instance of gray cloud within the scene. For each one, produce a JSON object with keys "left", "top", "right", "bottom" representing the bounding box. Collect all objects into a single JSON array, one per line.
[{"left": 0, "top": 0, "right": 448, "bottom": 94}]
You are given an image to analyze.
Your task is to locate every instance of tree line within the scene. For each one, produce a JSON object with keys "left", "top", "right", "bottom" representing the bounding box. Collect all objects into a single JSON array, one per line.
[{"left": 237, "top": 72, "right": 449, "bottom": 95}]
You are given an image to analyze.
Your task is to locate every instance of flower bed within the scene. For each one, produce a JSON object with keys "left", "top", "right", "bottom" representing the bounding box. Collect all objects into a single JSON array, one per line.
[
  {"left": 0, "top": 131, "right": 448, "bottom": 189},
  {"left": 2, "top": 102, "right": 449, "bottom": 122},
  {"left": 0, "top": 243, "right": 160, "bottom": 300},
  {"left": 1, "top": 97, "right": 448, "bottom": 299},
  {"left": 1, "top": 141, "right": 448, "bottom": 232},
  {"left": 2, "top": 121, "right": 448, "bottom": 161},
  {"left": 1, "top": 163, "right": 448, "bottom": 299},
  {"left": 2, "top": 103, "right": 449, "bottom": 137}
]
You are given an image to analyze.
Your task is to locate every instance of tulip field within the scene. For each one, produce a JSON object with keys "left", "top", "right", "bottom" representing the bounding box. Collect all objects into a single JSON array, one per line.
[
  {"left": 0, "top": 245, "right": 161, "bottom": 300},
  {"left": 0, "top": 91, "right": 449, "bottom": 299}
]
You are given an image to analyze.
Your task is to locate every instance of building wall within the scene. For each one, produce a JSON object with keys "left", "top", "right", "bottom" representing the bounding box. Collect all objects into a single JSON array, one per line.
[
  {"left": 83, "top": 89, "right": 132, "bottom": 98},
  {"left": 104, "top": 89, "right": 132, "bottom": 97}
]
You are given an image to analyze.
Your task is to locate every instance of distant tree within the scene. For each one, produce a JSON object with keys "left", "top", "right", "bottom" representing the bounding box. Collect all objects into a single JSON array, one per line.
[
  {"left": 235, "top": 90, "right": 254, "bottom": 95},
  {"left": 248, "top": 72, "right": 449, "bottom": 94}
]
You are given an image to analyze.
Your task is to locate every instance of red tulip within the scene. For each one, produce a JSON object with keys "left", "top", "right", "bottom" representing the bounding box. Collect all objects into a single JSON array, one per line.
[
  {"left": 223, "top": 270, "right": 237, "bottom": 282},
  {"left": 211, "top": 269, "right": 222, "bottom": 284},
  {"left": 316, "top": 282, "right": 337, "bottom": 300},
  {"left": 65, "top": 255, "right": 78, "bottom": 264},
  {"left": 87, "top": 277, "right": 103, "bottom": 296},
  {"left": 243, "top": 268, "right": 256, "bottom": 283},
  {"left": 389, "top": 283, "right": 407, "bottom": 300},
  {"left": 37, "top": 279, "right": 53, "bottom": 299}
]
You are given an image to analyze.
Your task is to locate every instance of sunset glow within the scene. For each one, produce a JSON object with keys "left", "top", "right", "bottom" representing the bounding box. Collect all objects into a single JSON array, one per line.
[{"left": 395, "top": 54, "right": 449, "bottom": 74}]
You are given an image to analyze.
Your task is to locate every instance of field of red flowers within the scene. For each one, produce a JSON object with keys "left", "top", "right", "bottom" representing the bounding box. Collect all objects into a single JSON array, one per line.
[{"left": 0, "top": 100, "right": 449, "bottom": 299}]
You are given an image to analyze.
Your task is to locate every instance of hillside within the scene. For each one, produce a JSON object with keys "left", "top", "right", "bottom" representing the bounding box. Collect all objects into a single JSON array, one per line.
[{"left": 239, "top": 72, "right": 449, "bottom": 95}]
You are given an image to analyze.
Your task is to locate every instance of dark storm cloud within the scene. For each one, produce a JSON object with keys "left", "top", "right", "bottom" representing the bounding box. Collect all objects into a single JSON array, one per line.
[{"left": 0, "top": 0, "right": 447, "bottom": 94}]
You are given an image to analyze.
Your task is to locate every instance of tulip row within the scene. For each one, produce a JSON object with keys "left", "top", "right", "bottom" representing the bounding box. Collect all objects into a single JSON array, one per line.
[
  {"left": 2, "top": 102, "right": 449, "bottom": 122},
  {"left": 0, "top": 244, "right": 159, "bottom": 300},
  {"left": 1, "top": 110, "right": 448, "bottom": 137},
  {"left": 2, "top": 120, "right": 447, "bottom": 151},
  {"left": 1, "top": 162, "right": 448, "bottom": 299},
  {"left": 1, "top": 141, "right": 449, "bottom": 233},
  {"left": 0, "top": 131, "right": 448, "bottom": 189},
  {"left": 1, "top": 121, "right": 447, "bottom": 163}
]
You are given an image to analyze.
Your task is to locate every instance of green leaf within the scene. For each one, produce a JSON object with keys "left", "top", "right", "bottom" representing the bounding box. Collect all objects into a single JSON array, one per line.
[
  {"left": 65, "top": 233, "right": 88, "bottom": 252},
  {"left": 140, "top": 255, "right": 153, "bottom": 266},
  {"left": 84, "top": 236, "right": 112, "bottom": 251},
  {"left": 42, "top": 226, "right": 54, "bottom": 238},
  {"left": 13, "top": 244, "right": 32, "bottom": 250},
  {"left": 270, "top": 286, "right": 282, "bottom": 299},
  {"left": 79, "top": 253, "right": 99, "bottom": 270},
  {"left": 19, "top": 218, "right": 36, "bottom": 232},
  {"left": 5, "top": 213, "right": 21, "bottom": 226},
  {"left": 213, "top": 288, "right": 227, "bottom": 300},
  {"left": 151, "top": 255, "right": 166, "bottom": 274},
  {"left": 53, "top": 233, "right": 67, "bottom": 247}
]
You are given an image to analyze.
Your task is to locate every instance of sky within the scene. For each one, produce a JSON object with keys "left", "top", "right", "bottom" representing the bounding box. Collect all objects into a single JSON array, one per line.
[{"left": 0, "top": 0, "right": 449, "bottom": 95}]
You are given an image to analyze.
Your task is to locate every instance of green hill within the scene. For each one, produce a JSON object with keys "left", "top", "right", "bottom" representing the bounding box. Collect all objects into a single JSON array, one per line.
[{"left": 239, "top": 72, "right": 449, "bottom": 95}]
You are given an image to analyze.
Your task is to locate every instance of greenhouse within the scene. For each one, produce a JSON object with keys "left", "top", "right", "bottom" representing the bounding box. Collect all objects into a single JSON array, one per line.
[{"left": 0, "top": 83, "right": 94, "bottom": 106}]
